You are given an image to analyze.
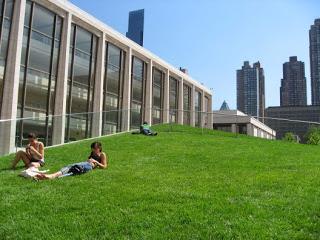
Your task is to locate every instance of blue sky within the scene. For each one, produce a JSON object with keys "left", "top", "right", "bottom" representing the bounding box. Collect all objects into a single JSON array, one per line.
[{"left": 71, "top": 0, "right": 319, "bottom": 110}]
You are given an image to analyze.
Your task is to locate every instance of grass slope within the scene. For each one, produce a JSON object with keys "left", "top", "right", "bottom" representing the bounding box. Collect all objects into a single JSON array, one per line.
[{"left": 1, "top": 125, "right": 320, "bottom": 239}]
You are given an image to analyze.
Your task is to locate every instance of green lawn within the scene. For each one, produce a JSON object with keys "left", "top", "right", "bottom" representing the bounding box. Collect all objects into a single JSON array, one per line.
[{"left": 1, "top": 125, "right": 320, "bottom": 239}]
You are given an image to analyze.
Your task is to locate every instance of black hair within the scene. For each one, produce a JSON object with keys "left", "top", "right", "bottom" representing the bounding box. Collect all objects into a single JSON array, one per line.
[
  {"left": 27, "top": 133, "right": 37, "bottom": 139},
  {"left": 143, "top": 121, "right": 148, "bottom": 125},
  {"left": 91, "top": 142, "right": 102, "bottom": 152}
]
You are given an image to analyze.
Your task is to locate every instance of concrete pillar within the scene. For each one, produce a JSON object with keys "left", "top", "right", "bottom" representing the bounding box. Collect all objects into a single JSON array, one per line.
[
  {"left": 231, "top": 124, "right": 237, "bottom": 133},
  {"left": 0, "top": 0, "right": 26, "bottom": 155},
  {"left": 190, "top": 85, "right": 195, "bottom": 127},
  {"left": 52, "top": 12, "right": 72, "bottom": 146},
  {"left": 207, "top": 95, "right": 213, "bottom": 129},
  {"left": 91, "top": 33, "right": 106, "bottom": 137},
  {"left": 144, "top": 60, "right": 153, "bottom": 124},
  {"left": 121, "top": 47, "right": 132, "bottom": 131},
  {"left": 178, "top": 78, "right": 184, "bottom": 125},
  {"left": 201, "top": 90, "right": 206, "bottom": 128},
  {"left": 246, "top": 123, "right": 253, "bottom": 136},
  {"left": 163, "top": 69, "right": 170, "bottom": 123}
]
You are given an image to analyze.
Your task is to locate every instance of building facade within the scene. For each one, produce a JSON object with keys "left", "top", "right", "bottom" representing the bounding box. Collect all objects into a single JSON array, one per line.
[
  {"left": 310, "top": 19, "right": 320, "bottom": 106},
  {"left": 265, "top": 106, "right": 320, "bottom": 141},
  {"left": 212, "top": 110, "right": 276, "bottom": 140},
  {"left": 126, "top": 9, "right": 144, "bottom": 46},
  {"left": 237, "top": 61, "right": 265, "bottom": 120},
  {"left": 280, "top": 56, "right": 307, "bottom": 107},
  {"left": 0, "top": 0, "right": 212, "bottom": 156}
]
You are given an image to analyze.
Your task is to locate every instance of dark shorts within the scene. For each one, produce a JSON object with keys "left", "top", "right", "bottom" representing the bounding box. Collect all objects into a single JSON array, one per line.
[
  {"left": 60, "top": 162, "right": 93, "bottom": 175},
  {"left": 30, "top": 158, "right": 45, "bottom": 167}
]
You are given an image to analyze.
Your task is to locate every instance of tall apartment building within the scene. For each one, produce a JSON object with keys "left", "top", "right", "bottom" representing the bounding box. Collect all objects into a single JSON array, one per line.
[
  {"left": 237, "top": 61, "right": 265, "bottom": 120},
  {"left": 310, "top": 19, "right": 320, "bottom": 105},
  {"left": 280, "top": 56, "right": 307, "bottom": 107}
]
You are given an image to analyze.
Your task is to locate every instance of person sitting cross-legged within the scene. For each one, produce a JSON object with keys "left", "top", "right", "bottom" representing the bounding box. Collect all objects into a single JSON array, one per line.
[
  {"left": 140, "top": 122, "right": 158, "bottom": 136},
  {"left": 11, "top": 133, "right": 45, "bottom": 169},
  {"left": 35, "top": 142, "right": 108, "bottom": 180}
]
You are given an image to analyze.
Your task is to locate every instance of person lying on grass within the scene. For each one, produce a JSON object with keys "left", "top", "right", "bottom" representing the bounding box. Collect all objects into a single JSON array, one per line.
[
  {"left": 35, "top": 142, "right": 108, "bottom": 180},
  {"left": 11, "top": 133, "right": 45, "bottom": 169}
]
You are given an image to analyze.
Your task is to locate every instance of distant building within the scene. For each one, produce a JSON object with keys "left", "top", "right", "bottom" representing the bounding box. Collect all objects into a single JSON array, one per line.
[
  {"left": 126, "top": 9, "right": 144, "bottom": 46},
  {"left": 265, "top": 106, "right": 320, "bottom": 141},
  {"left": 310, "top": 19, "right": 320, "bottom": 105},
  {"left": 237, "top": 61, "right": 265, "bottom": 121},
  {"left": 179, "top": 67, "right": 189, "bottom": 75},
  {"left": 280, "top": 56, "right": 307, "bottom": 107},
  {"left": 220, "top": 101, "right": 230, "bottom": 111},
  {"left": 212, "top": 110, "right": 276, "bottom": 140}
]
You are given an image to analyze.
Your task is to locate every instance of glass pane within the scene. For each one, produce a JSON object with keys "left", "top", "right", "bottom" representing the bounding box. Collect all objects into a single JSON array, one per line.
[
  {"left": 32, "top": 4, "right": 55, "bottom": 36},
  {"left": 29, "top": 31, "right": 53, "bottom": 73},
  {"left": 55, "top": 16, "right": 62, "bottom": 40},
  {"left": 0, "top": 18, "right": 10, "bottom": 61},
  {"left": 107, "top": 44, "right": 121, "bottom": 67},
  {"left": 73, "top": 49, "right": 90, "bottom": 85},
  {"left": 106, "top": 65, "right": 120, "bottom": 94},
  {"left": 4, "top": 0, "right": 13, "bottom": 19},
  {"left": 132, "top": 57, "right": 143, "bottom": 79},
  {"left": 75, "top": 27, "right": 92, "bottom": 53},
  {"left": 21, "top": 27, "right": 29, "bottom": 65},
  {"left": 24, "top": 1, "right": 32, "bottom": 27}
]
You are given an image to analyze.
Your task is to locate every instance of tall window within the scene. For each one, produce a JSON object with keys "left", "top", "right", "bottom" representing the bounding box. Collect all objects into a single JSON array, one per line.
[
  {"left": 169, "top": 77, "right": 178, "bottom": 123},
  {"left": 131, "top": 56, "right": 145, "bottom": 129},
  {"left": 102, "top": 43, "right": 124, "bottom": 135},
  {"left": 183, "top": 84, "right": 191, "bottom": 125},
  {"left": 152, "top": 68, "right": 163, "bottom": 124},
  {"left": 0, "top": 0, "right": 14, "bottom": 116},
  {"left": 66, "top": 24, "right": 97, "bottom": 142},
  {"left": 194, "top": 91, "right": 202, "bottom": 127},
  {"left": 17, "top": 1, "right": 62, "bottom": 146}
]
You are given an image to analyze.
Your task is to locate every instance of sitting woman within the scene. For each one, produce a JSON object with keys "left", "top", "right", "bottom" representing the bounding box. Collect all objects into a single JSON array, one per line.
[
  {"left": 35, "top": 142, "right": 108, "bottom": 180},
  {"left": 11, "top": 133, "right": 45, "bottom": 169}
]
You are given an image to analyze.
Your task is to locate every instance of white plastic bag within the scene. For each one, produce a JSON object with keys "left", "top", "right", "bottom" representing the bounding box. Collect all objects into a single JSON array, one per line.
[{"left": 19, "top": 167, "right": 49, "bottom": 179}]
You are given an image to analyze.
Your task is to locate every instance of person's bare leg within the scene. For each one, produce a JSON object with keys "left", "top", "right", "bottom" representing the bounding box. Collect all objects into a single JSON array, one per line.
[
  {"left": 35, "top": 171, "right": 63, "bottom": 180},
  {"left": 11, "top": 151, "right": 31, "bottom": 169}
]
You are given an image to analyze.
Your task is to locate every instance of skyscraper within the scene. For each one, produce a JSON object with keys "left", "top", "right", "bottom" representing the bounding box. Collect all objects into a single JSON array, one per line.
[
  {"left": 310, "top": 19, "right": 320, "bottom": 105},
  {"left": 237, "top": 61, "right": 265, "bottom": 120},
  {"left": 280, "top": 56, "right": 307, "bottom": 107},
  {"left": 126, "top": 9, "right": 144, "bottom": 46}
]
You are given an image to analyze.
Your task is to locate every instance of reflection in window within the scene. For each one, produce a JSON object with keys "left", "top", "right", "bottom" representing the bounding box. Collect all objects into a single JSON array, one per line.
[
  {"left": 152, "top": 68, "right": 163, "bottom": 124},
  {"left": 169, "top": 77, "right": 178, "bottom": 123},
  {"left": 195, "top": 91, "right": 202, "bottom": 127},
  {"left": 183, "top": 84, "right": 191, "bottom": 125},
  {"left": 66, "top": 24, "right": 97, "bottom": 142},
  {"left": 0, "top": 0, "right": 14, "bottom": 117},
  {"left": 131, "top": 57, "right": 145, "bottom": 129},
  {"left": 102, "top": 43, "right": 124, "bottom": 135},
  {"left": 17, "top": 1, "right": 62, "bottom": 147}
]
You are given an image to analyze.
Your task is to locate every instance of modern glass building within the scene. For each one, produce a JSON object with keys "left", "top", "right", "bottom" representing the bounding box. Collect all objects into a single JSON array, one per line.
[
  {"left": 0, "top": 0, "right": 212, "bottom": 155},
  {"left": 126, "top": 9, "right": 144, "bottom": 47}
]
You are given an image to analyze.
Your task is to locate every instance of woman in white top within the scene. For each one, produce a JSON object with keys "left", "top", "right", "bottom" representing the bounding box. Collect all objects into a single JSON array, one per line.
[{"left": 11, "top": 133, "right": 45, "bottom": 169}]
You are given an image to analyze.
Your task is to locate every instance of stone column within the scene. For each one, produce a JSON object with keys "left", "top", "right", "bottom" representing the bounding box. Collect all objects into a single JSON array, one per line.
[
  {"left": 91, "top": 33, "right": 105, "bottom": 137},
  {"left": 201, "top": 90, "right": 206, "bottom": 128},
  {"left": 207, "top": 95, "right": 213, "bottom": 129},
  {"left": 144, "top": 60, "right": 153, "bottom": 124},
  {"left": 52, "top": 12, "right": 72, "bottom": 146},
  {"left": 231, "top": 124, "right": 237, "bottom": 133},
  {"left": 163, "top": 69, "right": 170, "bottom": 123},
  {"left": 0, "top": 0, "right": 26, "bottom": 155},
  {"left": 190, "top": 85, "right": 195, "bottom": 127},
  {"left": 246, "top": 123, "right": 253, "bottom": 136},
  {"left": 121, "top": 47, "right": 132, "bottom": 131},
  {"left": 178, "top": 78, "right": 184, "bottom": 125}
]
